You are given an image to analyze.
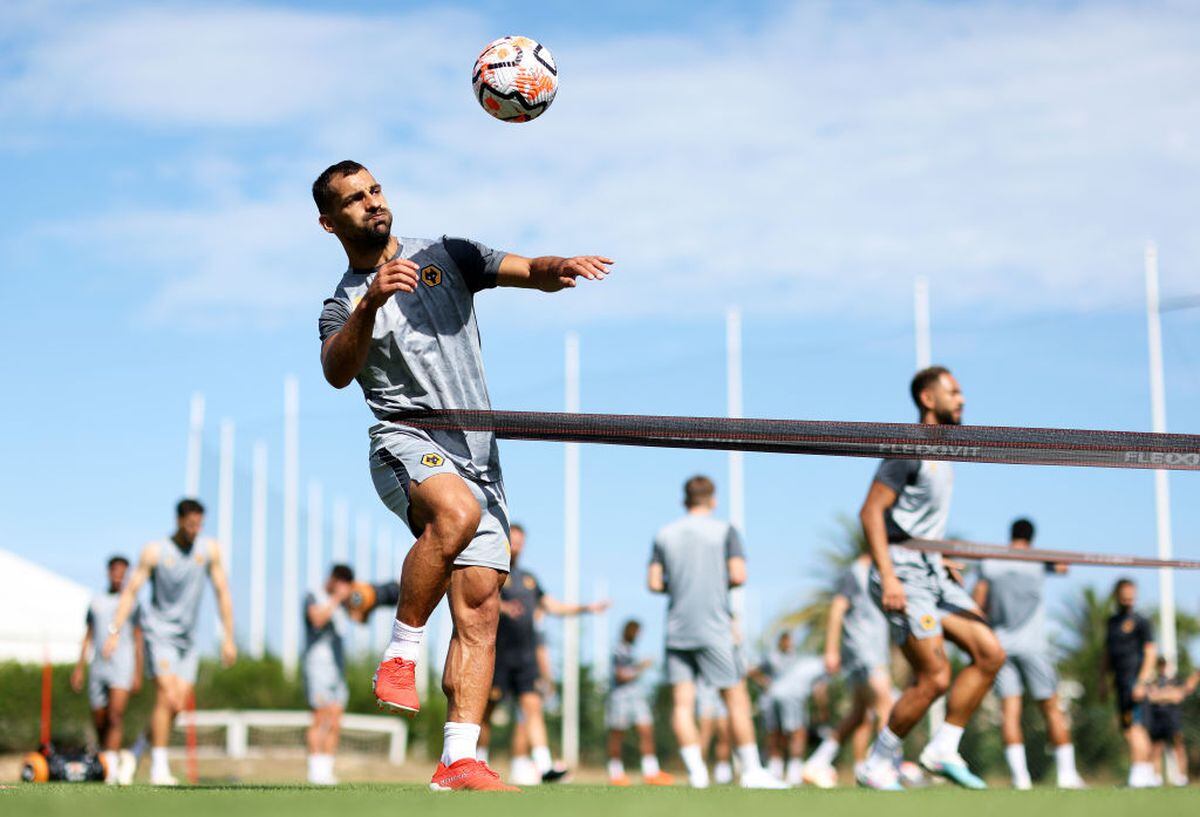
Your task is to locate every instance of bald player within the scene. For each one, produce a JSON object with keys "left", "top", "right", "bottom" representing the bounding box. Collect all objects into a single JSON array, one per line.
[
  {"left": 973, "top": 518, "right": 1085, "bottom": 790},
  {"left": 314, "top": 160, "right": 610, "bottom": 791},
  {"left": 103, "top": 498, "right": 236, "bottom": 786},
  {"left": 857, "top": 367, "right": 1005, "bottom": 791},
  {"left": 649, "top": 475, "right": 786, "bottom": 789}
]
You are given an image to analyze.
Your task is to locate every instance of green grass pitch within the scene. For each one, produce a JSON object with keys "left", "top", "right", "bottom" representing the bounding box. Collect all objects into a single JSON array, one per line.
[{"left": 4, "top": 784, "right": 1195, "bottom": 817}]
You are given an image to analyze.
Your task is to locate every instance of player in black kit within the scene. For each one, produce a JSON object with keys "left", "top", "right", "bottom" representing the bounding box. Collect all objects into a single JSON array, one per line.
[{"left": 1101, "top": 578, "right": 1158, "bottom": 788}]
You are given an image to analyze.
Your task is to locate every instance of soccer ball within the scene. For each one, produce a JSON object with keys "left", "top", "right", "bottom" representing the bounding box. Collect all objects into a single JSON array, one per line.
[{"left": 472, "top": 36, "right": 558, "bottom": 122}]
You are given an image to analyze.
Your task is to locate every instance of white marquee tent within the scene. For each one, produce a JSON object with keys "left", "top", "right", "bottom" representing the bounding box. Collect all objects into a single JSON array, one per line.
[{"left": 0, "top": 549, "right": 91, "bottom": 664}]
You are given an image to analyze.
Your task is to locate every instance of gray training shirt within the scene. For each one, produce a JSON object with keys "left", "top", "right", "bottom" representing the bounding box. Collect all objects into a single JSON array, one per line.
[
  {"left": 979, "top": 558, "right": 1048, "bottom": 655},
  {"left": 141, "top": 537, "right": 214, "bottom": 648},
  {"left": 303, "top": 587, "right": 348, "bottom": 674},
  {"left": 87, "top": 591, "right": 140, "bottom": 672},
  {"left": 650, "top": 514, "right": 745, "bottom": 650},
  {"left": 873, "top": 458, "right": 954, "bottom": 570},
  {"left": 318, "top": 236, "right": 506, "bottom": 484},
  {"left": 836, "top": 559, "right": 889, "bottom": 660},
  {"left": 611, "top": 640, "right": 647, "bottom": 701}
]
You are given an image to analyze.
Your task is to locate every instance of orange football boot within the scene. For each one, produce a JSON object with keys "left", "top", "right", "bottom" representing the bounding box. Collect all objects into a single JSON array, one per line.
[
  {"left": 429, "top": 759, "right": 520, "bottom": 792},
  {"left": 373, "top": 657, "right": 420, "bottom": 714},
  {"left": 610, "top": 773, "right": 633, "bottom": 787},
  {"left": 644, "top": 770, "right": 676, "bottom": 786}
]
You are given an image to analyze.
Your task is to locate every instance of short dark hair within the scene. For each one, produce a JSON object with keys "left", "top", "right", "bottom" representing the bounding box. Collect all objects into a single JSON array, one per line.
[
  {"left": 107, "top": 555, "right": 129, "bottom": 570},
  {"left": 1113, "top": 577, "right": 1135, "bottom": 596},
  {"left": 910, "top": 366, "right": 951, "bottom": 410},
  {"left": 176, "top": 498, "right": 205, "bottom": 518},
  {"left": 313, "top": 160, "right": 366, "bottom": 214},
  {"left": 510, "top": 522, "right": 525, "bottom": 535},
  {"left": 684, "top": 475, "right": 716, "bottom": 508},
  {"left": 1010, "top": 518, "right": 1035, "bottom": 542},
  {"left": 622, "top": 619, "right": 641, "bottom": 641},
  {"left": 330, "top": 563, "right": 354, "bottom": 583}
]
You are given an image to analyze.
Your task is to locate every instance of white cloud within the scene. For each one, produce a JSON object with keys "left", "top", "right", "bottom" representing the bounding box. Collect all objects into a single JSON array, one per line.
[{"left": 6, "top": 1, "right": 1200, "bottom": 328}]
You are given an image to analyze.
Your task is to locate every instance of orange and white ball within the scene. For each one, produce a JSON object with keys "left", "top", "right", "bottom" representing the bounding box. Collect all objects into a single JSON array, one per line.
[{"left": 472, "top": 36, "right": 558, "bottom": 122}]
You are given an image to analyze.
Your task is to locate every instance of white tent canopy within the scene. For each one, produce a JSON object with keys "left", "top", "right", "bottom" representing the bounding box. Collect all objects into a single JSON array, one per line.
[{"left": 0, "top": 549, "right": 91, "bottom": 664}]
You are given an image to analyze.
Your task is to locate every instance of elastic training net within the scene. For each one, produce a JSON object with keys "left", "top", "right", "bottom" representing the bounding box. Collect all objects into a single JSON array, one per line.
[
  {"left": 393, "top": 410, "right": 1200, "bottom": 471},
  {"left": 906, "top": 538, "right": 1200, "bottom": 569}
]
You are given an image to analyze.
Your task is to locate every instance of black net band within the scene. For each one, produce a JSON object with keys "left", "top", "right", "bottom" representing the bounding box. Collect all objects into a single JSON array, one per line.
[
  {"left": 907, "top": 538, "right": 1200, "bottom": 569},
  {"left": 392, "top": 409, "right": 1200, "bottom": 471}
]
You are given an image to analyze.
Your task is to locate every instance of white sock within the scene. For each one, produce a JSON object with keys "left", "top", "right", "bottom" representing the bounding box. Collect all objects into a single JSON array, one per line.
[
  {"left": 785, "top": 757, "right": 804, "bottom": 784},
  {"left": 680, "top": 744, "right": 707, "bottom": 778},
  {"left": 608, "top": 758, "right": 626, "bottom": 779},
  {"left": 640, "top": 754, "right": 660, "bottom": 777},
  {"left": 869, "top": 727, "right": 902, "bottom": 767},
  {"left": 810, "top": 737, "right": 839, "bottom": 767},
  {"left": 307, "top": 754, "right": 320, "bottom": 782},
  {"left": 1054, "top": 744, "right": 1077, "bottom": 781},
  {"left": 102, "top": 750, "right": 118, "bottom": 782},
  {"left": 440, "top": 722, "right": 481, "bottom": 765},
  {"left": 767, "top": 756, "right": 784, "bottom": 778},
  {"left": 714, "top": 760, "right": 733, "bottom": 784},
  {"left": 1005, "top": 744, "right": 1030, "bottom": 784},
  {"left": 737, "top": 743, "right": 764, "bottom": 774},
  {"left": 382, "top": 620, "right": 424, "bottom": 663},
  {"left": 476, "top": 746, "right": 489, "bottom": 763},
  {"left": 323, "top": 754, "right": 336, "bottom": 778},
  {"left": 531, "top": 745, "right": 554, "bottom": 774},
  {"left": 150, "top": 747, "right": 171, "bottom": 777},
  {"left": 928, "top": 723, "right": 964, "bottom": 757}
]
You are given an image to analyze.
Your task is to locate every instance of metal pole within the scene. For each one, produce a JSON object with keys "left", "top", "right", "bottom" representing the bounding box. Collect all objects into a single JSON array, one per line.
[
  {"left": 332, "top": 499, "right": 349, "bottom": 563},
  {"left": 915, "top": 276, "right": 932, "bottom": 369},
  {"left": 282, "top": 377, "right": 300, "bottom": 676},
  {"left": 1145, "top": 241, "right": 1177, "bottom": 667},
  {"left": 375, "top": 527, "right": 393, "bottom": 651},
  {"left": 355, "top": 512, "right": 372, "bottom": 656},
  {"left": 726, "top": 308, "right": 746, "bottom": 626},
  {"left": 249, "top": 441, "right": 268, "bottom": 659},
  {"left": 306, "top": 481, "right": 323, "bottom": 591},
  {"left": 593, "top": 578, "right": 609, "bottom": 694},
  {"left": 215, "top": 419, "right": 235, "bottom": 643},
  {"left": 185, "top": 392, "right": 205, "bottom": 497},
  {"left": 562, "top": 332, "right": 581, "bottom": 766}
]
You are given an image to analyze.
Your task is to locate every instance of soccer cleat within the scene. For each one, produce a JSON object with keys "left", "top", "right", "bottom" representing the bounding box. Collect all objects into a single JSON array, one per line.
[
  {"left": 541, "top": 763, "right": 570, "bottom": 784},
  {"left": 802, "top": 762, "right": 838, "bottom": 789},
  {"left": 609, "top": 774, "right": 632, "bottom": 787},
  {"left": 429, "top": 759, "right": 519, "bottom": 792},
  {"left": 688, "top": 770, "right": 711, "bottom": 789},
  {"left": 739, "top": 766, "right": 790, "bottom": 789},
  {"left": 1013, "top": 776, "right": 1032, "bottom": 791},
  {"left": 644, "top": 770, "right": 676, "bottom": 786},
  {"left": 150, "top": 770, "right": 179, "bottom": 787},
  {"left": 856, "top": 760, "right": 904, "bottom": 791},
  {"left": 372, "top": 657, "right": 420, "bottom": 714},
  {"left": 918, "top": 747, "right": 987, "bottom": 790},
  {"left": 117, "top": 750, "right": 137, "bottom": 786},
  {"left": 1057, "top": 775, "right": 1088, "bottom": 790}
]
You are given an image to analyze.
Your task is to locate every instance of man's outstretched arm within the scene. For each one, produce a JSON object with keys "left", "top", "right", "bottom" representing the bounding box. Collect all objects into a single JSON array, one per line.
[{"left": 497, "top": 253, "right": 612, "bottom": 292}]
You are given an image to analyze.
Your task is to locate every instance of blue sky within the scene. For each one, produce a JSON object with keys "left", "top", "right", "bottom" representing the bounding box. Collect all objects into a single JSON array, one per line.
[{"left": 1, "top": 0, "right": 1198, "bottom": 669}]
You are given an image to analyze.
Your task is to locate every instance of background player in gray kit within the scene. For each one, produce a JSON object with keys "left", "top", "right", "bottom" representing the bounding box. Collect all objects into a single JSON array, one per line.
[
  {"left": 748, "top": 630, "right": 805, "bottom": 784},
  {"left": 605, "top": 618, "right": 674, "bottom": 787},
  {"left": 303, "top": 563, "right": 356, "bottom": 786},
  {"left": 804, "top": 552, "right": 893, "bottom": 788},
  {"left": 71, "top": 555, "right": 143, "bottom": 785},
  {"left": 104, "top": 499, "right": 237, "bottom": 786},
  {"left": 648, "top": 475, "right": 786, "bottom": 789},
  {"left": 972, "top": 518, "right": 1085, "bottom": 790},
  {"left": 314, "top": 160, "right": 610, "bottom": 791},
  {"left": 695, "top": 678, "right": 734, "bottom": 784},
  {"left": 858, "top": 367, "right": 1005, "bottom": 791}
]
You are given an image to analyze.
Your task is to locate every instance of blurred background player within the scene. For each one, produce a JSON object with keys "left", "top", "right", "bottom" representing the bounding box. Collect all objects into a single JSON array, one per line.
[
  {"left": 972, "top": 518, "right": 1085, "bottom": 790},
  {"left": 696, "top": 680, "right": 734, "bottom": 784},
  {"left": 1146, "top": 656, "right": 1199, "bottom": 787},
  {"left": 605, "top": 619, "right": 673, "bottom": 786},
  {"left": 1101, "top": 578, "right": 1158, "bottom": 788},
  {"left": 649, "top": 475, "right": 786, "bottom": 789},
  {"left": 752, "top": 640, "right": 825, "bottom": 786},
  {"left": 858, "top": 368, "right": 1005, "bottom": 791},
  {"left": 480, "top": 523, "right": 608, "bottom": 785},
  {"left": 303, "top": 564, "right": 355, "bottom": 786},
  {"left": 103, "top": 498, "right": 236, "bottom": 786},
  {"left": 805, "top": 553, "right": 892, "bottom": 787},
  {"left": 71, "top": 555, "right": 143, "bottom": 785},
  {"left": 314, "top": 160, "right": 610, "bottom": 790}
]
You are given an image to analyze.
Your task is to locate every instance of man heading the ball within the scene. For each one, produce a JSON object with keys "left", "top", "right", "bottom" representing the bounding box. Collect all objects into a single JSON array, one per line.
[
  {"left": 857, "top": 367, "right": 1005, "bottom": 791},
  {"left": 315, "top": 160, "right": 611, "bottom": 792}
]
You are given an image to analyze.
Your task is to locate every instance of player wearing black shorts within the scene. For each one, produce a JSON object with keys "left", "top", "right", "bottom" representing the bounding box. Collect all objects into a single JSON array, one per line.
[
  {"left": 1146, "top": 656, "right": 1200, "bottom": 787},
  {"left": 480, "top": 523, "right": 608, "bottom": 785},
  {"left": 1101, "top": 578, "right": 1157, "bottom": 788}
]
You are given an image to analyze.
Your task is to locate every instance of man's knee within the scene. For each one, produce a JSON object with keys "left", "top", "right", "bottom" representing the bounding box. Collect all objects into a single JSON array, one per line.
[
  {"left": 915, "top": 655, "right": 952, "bottom": 698},
  {"left": 972, "top": 635, "right": 1006, "bottom": 676}
]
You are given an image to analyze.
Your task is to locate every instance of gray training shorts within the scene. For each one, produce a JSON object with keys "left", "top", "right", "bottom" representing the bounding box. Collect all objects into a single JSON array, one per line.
[
  {"left": 869, "top": 562, "right": 980, "bottom": 644},
  {"left": 304, "top": 659, "right": 349, "bottom": 709},
  {"left": 144, "top": 635, "right": 200, "bottom": 685},
  {"left": 369, "top": 431, "right": 511, "bottom": 573},
  {"left": 87, "top": 658, "right": 136, "bottom": 710},
  {"left": 667, "top": 643, "right": 745, "bottom": 691},
  {"left": 606, "top": 692, "right": 653, "bottom": 730},
  {"left": 761, "top": 694, "right": 806, "bottom": 733},
  {"left": 994, "top": 651, "right": 1058, "bottom": 701}
]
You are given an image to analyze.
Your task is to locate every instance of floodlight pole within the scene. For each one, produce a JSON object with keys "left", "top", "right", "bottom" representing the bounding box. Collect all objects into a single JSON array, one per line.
[
  {"left": 306, "top": 481, "right": 323, "bottom": 592},
  {"left": 332, "top": 499, "right": 349, "bottom": 563},
  {"left": 185, "top": 392, "right": 205, "bottom": 497},
  {"left": 249, "top": 441, "right": 268, "bottom": 659},
  {"left": 282, "top": 377, "right": 300, "bottom": 676},
  {"left": 562, "top": 332, "right": 582, "bottom": 767},
  {"left": 726, "top": 308, "right": 747, "bottom": 627},
  {"left": 355, "top": 512, "right": 372, "bottom": 656},
  {"left": 593, "top": 578, "right": 610, "bottom": 694},
  {"left": 215, "top": 419, "right": 235, "bottom": 643},
  {"left": 1144, "top": 241, "right": 1177, "bottom": 668},
  {"left": 375, "top": 528, "right": 393, "bottom": 651}
]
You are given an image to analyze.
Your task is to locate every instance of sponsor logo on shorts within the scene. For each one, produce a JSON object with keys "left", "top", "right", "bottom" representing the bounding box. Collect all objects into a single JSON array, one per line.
[
  {"left": 919, "top": 614, "right": 937, "bottom": 632},
  {"left": 421, "top": 452, "right": 445, "bottom": 468},
  {"left": 1124, "top": 451, "right": 1200, "bottom": 467},
  {"left": 420, "top": 264, "right": 444, "bottom": 287},
  {"left": 879, "top": 443, "right": 983, "bottom": 459}
]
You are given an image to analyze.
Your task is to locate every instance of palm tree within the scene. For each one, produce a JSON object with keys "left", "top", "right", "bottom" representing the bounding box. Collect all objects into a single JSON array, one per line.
[{"left": 774, "top": 514, "right": 865, "bottom": 651}]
